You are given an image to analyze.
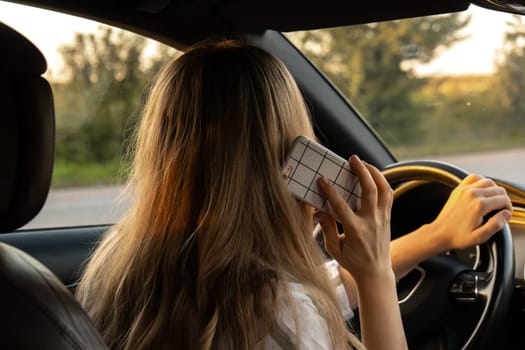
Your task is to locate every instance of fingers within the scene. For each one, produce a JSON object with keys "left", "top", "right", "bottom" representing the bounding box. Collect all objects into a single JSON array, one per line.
[
  {"left": 315, "top": 211, "right": 343, "bottom": 259},
  {"left": 460, "top": 174, "right": 484, "bottom": 186},
  {"left": 458, "top": 175, "right": 498, "bottom": 191},
  {"left": 459, "top": 175, "right": 512, "bottom": 214},
  {"left": 349, "top": 155, "right": 377, "bottom": 213},
  {"left": 318, "top": 155, "right": 392, "bottom": 220},
  {"left": 317, "top": 156, "right": 393, "bottom": 278},
  {"left": 472, "top": 209, "right": 512, "bottom": 244},
  {"left": 478, "top": 193, "right": 513, "bottom": 214},
  {"left": 363, "top": 162, "right": 393, "bottom": 210},
  {"left": 318, "top": 176, "right": 356, "bottom": 222},
  {"left": 470, "top": 178, "right": 497, "bottom": 188},
  {"left": 461, "top": 175, "right": 506, "bottom": 196},
  {"left": 473, "top": 185, "right": 507, "bottom": 198},
  {"left": 463, "top": 185, "right": 512, "bottom": 214}
]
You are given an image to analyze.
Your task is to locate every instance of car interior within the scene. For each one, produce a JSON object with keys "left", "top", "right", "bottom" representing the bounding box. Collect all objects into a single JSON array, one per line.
[
  {"left": 0, "top": 22, "right": 107, "bottom": 348},
  {"left": 1, "top": 0, "right": 525, "bottom": 349}
]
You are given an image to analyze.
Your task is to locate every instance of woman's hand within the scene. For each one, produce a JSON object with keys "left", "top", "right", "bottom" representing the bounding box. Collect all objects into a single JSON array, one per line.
[
  {"left": 316, "top": 155, "right": 408, "bottom": 350},
  {"left": 315, "top": 155, "right": 394, "bottom": 282},
  {"left": 390, "top": 173, "right": 513, "bottom": 280},
  {"left": 429, "top": 174, "right": 512, "bottom": 251}
]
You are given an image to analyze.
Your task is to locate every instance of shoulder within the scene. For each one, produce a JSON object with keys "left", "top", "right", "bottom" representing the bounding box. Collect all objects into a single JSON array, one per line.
[
  {"left": 257, "top": 282, "right": 331, "bottom": 350},
  {"left": 255, "top": 262, "right": 355, "bottom": 349}
]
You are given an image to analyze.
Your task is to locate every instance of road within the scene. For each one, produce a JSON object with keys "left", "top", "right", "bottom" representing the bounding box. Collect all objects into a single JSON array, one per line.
[
  {"left": 23, "top": 185, "right": 130, "bottom": 229},
  {"left": 22, "top": 148, "right": 525, "bottom": 230},
  {"left": 424, "top": 148, "right": 525, "bottom": 184}
]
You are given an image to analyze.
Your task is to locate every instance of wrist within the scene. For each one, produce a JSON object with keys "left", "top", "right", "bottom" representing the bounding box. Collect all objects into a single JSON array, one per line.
[
  {"left": 353, "top": 265, "right": 396, "bottom": 290},
  {"left": 424, "top": 221, "right": 452, "bottom": 253}
]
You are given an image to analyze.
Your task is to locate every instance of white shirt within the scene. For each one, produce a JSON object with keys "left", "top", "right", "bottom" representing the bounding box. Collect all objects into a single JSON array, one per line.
[{"left": 255, "top": 260, "right": 354, "bottom": 349}]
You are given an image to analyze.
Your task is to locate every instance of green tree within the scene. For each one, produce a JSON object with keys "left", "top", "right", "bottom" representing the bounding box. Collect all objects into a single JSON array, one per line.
[
  {"left": 53, "top": 27, "right": 179, "bottom": 164},
  {"left": 288, "top": 14, "right": 470, "bottom": 145},
  {"left": 495, "top": 15, "right": 525, "bottom": 132}
]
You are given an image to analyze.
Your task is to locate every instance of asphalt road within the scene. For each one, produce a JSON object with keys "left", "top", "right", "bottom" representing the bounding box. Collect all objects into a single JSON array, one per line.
[
  {"left": 427, "top": 148, "right": 525, "bottom": 184},
  {"left": 22, "top": 148, "right": 525, "bottom": 230},
  {"left": 23, "top": 185, "right": 130, "bottom": 229}
]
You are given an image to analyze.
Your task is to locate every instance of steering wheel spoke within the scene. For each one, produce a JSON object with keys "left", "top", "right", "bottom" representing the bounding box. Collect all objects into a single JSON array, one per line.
[{"left": 449, "top": 271, "right": 492, "bottom": 303}]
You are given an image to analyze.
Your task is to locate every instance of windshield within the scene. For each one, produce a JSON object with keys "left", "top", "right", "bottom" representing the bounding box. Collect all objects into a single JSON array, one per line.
[{"left": 287, "top": 5, "right": 525, "bottom": 185}]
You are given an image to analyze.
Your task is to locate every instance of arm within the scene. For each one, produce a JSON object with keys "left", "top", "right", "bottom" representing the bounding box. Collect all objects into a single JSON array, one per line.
[
  {"left": 391, "top": 174, "right": 512, "bottom": 278},
  {"left": 316, "top": 156, "right": 408, "bottom": 350},
  {"left": 338, "top": 174, "right": 512, "bottom": 309}
]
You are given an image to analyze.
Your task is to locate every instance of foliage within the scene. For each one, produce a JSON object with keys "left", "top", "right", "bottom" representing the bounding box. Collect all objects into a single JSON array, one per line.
[
  {"left": 52, "top": 159, "right": 128, "bottom": 188},
  {"left": 395, "top": 74, "right": 511, "bottom": 157},
  {"left": 287, "top": 14, "right": 470, "bottom": 145},
  {"left": 50, "top": 15, "right": 525, "bottom": 187},
  {"left": 494, "top": 15, "right": 525, "bottom": 131},
  {"left": 52, "top": 27, "right": 178, "bottom": 166}
]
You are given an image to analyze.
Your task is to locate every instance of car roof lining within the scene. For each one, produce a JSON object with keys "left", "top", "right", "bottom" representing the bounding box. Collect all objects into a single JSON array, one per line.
[{"left": 8, "top": 0, "right": 471, "bottom": 46}]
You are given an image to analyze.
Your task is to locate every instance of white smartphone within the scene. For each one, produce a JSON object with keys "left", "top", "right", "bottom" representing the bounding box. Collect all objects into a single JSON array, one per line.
[{"left": 282, "top": 136, "right": 361, "bottom": 218}]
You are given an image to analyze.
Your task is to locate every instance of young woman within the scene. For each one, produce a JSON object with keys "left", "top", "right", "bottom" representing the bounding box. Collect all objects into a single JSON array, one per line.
[{"left": 77, "top": 40, "right": 512, "bottom": 349}]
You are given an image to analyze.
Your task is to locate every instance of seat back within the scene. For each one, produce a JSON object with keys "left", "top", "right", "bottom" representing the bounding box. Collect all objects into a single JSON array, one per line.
[
  {"left": 0, "top": 22, "right": 108, "bottom": 349},
  {"left": 0, "top": 242, "right": 108, "bottom": 349}
]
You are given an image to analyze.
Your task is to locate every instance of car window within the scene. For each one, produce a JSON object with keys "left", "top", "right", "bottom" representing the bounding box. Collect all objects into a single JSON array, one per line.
[
  {"left": 287, "top": 6, "right": 525, "bottom": 185},
  {"left": 0, "top": 1, "right": 181, "bottom": 229}
]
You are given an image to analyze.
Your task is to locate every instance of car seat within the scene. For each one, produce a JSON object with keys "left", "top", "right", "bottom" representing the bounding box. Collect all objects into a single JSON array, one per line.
[{"left": 0, "top": 22, "right": 108, "bottom": 349}]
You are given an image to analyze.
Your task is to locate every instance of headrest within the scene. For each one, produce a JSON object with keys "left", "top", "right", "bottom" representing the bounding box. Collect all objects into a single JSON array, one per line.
[
  {"left": 0, "top": 22, "right": 47, "bottom": 75},
  {"left": 0, "top": 22, "right": 55, "bottom": 232}
]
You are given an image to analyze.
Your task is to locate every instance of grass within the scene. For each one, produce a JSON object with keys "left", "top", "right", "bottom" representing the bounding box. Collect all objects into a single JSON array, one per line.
[
  {"left": 51, "top": 159, "right": 129, "bottom": 188},
  {"left": 50, "top": 133, "right": 525, "bottom": 188}
]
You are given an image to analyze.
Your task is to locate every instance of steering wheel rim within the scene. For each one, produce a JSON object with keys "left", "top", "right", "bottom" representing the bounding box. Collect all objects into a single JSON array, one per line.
[{"left": 382, "top": 160, "right": 514, "bottom": 350}]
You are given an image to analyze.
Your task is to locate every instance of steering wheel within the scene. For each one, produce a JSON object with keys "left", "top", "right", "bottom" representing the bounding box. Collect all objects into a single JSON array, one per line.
[{"left": 382, "top": 160, "right": 514, "bottom": 350}]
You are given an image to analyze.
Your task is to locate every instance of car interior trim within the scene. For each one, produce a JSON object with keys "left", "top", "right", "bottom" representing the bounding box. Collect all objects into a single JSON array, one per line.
[{"left": 398, "top": 266, "right": 426, "bottom": 304}]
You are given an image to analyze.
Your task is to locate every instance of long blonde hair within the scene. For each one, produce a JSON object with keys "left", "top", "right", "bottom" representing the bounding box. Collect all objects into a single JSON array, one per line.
[{"left": 77, "top": 40, "right": 361, "bottom": 349}]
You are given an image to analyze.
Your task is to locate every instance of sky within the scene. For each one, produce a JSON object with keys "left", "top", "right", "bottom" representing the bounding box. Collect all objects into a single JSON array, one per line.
[
  {"left": 416, "top": 5, "right": 514, "bottom": 75},
  {"left": 0, "top": 1, "right": 519, "bottom": 76},
  {"left": 0, "top": 2, "right": 99, "bottom": 72}
]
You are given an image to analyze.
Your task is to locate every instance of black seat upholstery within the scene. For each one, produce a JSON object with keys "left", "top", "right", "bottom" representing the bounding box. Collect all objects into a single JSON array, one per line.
[
  {"left": 0, "top": 22, "right": 108, "bottom": 349},
  {"left": 0, "top": 242, "right": 108, "bottom": 349}
]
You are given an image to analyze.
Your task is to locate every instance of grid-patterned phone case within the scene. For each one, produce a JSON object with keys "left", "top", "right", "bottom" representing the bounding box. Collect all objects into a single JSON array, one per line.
[{"left": 282, "top": 136, "right": 361, "bottom": 217}]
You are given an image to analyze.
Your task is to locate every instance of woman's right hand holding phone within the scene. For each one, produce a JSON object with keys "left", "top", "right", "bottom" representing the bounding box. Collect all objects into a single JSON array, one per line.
[
  {"left": 315, "top": 154, "right": 393, "bottom": 283},
  {"left": 316, "top": 155, "right": 408, "bottom": 350}
]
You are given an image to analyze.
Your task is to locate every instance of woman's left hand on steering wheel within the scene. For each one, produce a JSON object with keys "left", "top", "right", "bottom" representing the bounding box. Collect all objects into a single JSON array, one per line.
[{"left": 427, "top": 174, "right": 512, "bottom": 251}]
